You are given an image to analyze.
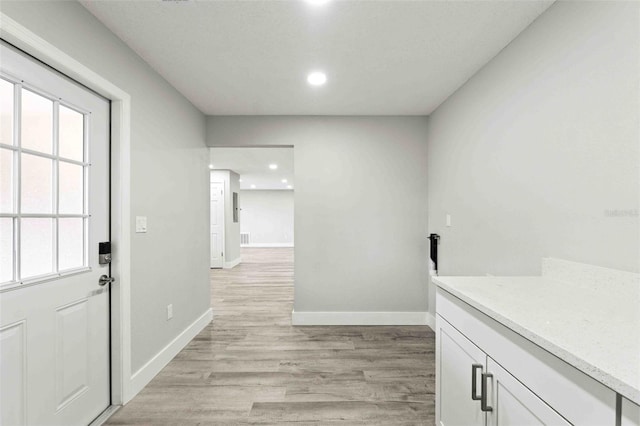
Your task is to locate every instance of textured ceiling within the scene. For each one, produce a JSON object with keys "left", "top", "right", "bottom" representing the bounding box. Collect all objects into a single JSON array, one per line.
[
  {"left": 81, "top": 0, "right": 554, "bottom": 115},
  {"left": 210, "top": 147, "right": 294, "bottom": 190}
]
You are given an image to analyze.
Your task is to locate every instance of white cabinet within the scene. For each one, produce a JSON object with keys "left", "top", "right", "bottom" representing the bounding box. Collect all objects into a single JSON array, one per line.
[
  {"left": 436, "top": 318, "right": 485, "bottom": 426},
  {"left": 622, "top": 398, "right": 640, "bottom": 426},
  {"left": 486, "top": 358, "right": 569, "bottom": 426},
  {"left": 436, "top": 318, "right": 568, "bottom": 426},
  {"left": 436, "top": 287, "right": 617, "bottom": 426}
]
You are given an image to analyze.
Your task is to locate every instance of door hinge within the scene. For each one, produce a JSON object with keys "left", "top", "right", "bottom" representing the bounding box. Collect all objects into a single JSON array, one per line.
[{"left": 221, "top": 252, "right": 224, "bottom": 257}]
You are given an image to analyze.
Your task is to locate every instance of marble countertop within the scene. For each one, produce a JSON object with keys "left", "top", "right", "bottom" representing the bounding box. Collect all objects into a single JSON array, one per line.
[{"left": 433, "top": 260, "right": 640, "bottom": 404}]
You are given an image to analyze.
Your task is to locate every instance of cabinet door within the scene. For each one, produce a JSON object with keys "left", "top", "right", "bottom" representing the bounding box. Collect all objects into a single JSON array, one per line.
[
  {"left": 622, "top": 397, "right": 640, "bottom": 426},
  {"left": 486, "top": 358, "right": 570, "bottom": 426},
  {"left": 436, "top": 316, "right": 487, "bottom": 426}
]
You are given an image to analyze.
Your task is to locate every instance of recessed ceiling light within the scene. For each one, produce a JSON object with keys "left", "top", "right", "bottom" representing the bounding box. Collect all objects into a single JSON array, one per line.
[
  {"left": 287, "top": 185, "right": 293, "bottom": 189},
  {"left": 307, "top": 71, "right": 327, "bottom": 86},
  {"left": 208, "top": 164, "right": 214, "bottom": 169},
  {"left": 239, "top": 179, "right": 243, "bottom": 182},
  {"left": 269, "top": 164, "right": 278, "bottom": 170},
  {"left": 282, "top": 179, "right": 288, "bottom": 183},
  {"left": 251, "top": 184, "right": 256, "bottom": 189},
  {"left": 306, "top": 0, "right": 330, "bottom": 5}
]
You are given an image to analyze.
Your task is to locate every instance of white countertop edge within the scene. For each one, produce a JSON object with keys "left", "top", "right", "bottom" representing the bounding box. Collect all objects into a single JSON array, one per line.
[{"left": 433, "top": 276, "right": 640, "bottom": 405}]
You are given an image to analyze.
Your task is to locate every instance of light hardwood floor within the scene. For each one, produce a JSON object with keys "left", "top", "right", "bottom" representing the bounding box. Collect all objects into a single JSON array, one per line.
[{"left": 107, "top": 248, "right": 436, "bottom": 425}]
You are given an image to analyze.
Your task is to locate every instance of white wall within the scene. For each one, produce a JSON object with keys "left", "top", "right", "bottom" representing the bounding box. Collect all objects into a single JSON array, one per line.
[
  {"left": 1, "top": 1, "right": 211, "bottom": 374},
  {"left": 210, "top": 169, "right": 241, "bottom": 265},
  {"left": 426, "top": 1, "right": 639, "bottom": 313},
  {"left": 207, "top": 116, "right": 429, "bottom": 317},
  {"left": 240, "top": 190, "right": 294, "bottom": 246}
]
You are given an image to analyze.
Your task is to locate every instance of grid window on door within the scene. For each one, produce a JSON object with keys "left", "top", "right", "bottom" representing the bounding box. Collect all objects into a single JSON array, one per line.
[{"left": 0, "top": 77, "right": 89, "bottom": 286}]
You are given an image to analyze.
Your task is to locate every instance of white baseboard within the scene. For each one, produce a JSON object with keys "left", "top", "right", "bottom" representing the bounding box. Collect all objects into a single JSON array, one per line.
[
  {"left": 129, "top": 308, "right": 213, "bottom": 398},
  {"left": 224, "top": 257, "right": 241, "bottom": 269},
  {"left": 291, "top": 310, "right": 429, "bottom": 326},
  {"left": 426, "top": 312, "right": 436, "bottom": 331},
  {"left": 241, "top": 243, "right": 294, "bottom": 248}
]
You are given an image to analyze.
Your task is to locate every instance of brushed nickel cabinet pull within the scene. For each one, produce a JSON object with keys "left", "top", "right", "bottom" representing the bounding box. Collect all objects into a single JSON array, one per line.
[
  {"left": 471, "top": 364, "right": 483, "bottom": 401},
  {"left": 481, "top": 372, "right": 493, "bottom": 412}
]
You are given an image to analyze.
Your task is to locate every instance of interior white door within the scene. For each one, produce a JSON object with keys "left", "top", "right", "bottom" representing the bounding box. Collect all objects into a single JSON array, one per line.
[
  {"left": 0, "top": 42, "right": 110, "bottom": 425},
  {"left": 210, "top": 181, "right": 224, "bottom": 268},
  {"left": 436, "top": 316, "right": 487, "bottom": 426}
]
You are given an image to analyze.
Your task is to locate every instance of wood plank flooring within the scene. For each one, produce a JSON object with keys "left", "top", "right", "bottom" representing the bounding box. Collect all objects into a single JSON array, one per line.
[{"left": 107, "top": 248, "right": 436, "bottom": 425}]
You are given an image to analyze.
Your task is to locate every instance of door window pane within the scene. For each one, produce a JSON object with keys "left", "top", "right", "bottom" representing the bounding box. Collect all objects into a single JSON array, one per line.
[
  {"left": 21, "top": 153, "right": 53, "bottom": 213},
  {"left": 0, "top": 218, "right": 13, "bottom": 283},
  {"left": 3, "top": 73, "right": 95, "bottom": 283},
  {"left": 21, "top": 89, "right": 53, "bottom": 154},
  {"left": 59, "top": 105, "right": 84, "bottom": 162},
  {"left": 59, "top": 162, "right": 84, "bottom": 214},
  {"left": 0, "top": 79, "right": 13, "bottom": 145},
  {"left": 21, "top": 218, "right": 53, "bottom": 279},
  {"left": 1, "top": 149, "right": 13, "bottom": 213},
  {"left": 58, "top": 218, "right": 83, "bottom": 271}
]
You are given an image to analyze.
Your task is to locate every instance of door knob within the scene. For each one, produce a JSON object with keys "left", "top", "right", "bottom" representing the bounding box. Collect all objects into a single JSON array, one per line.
[{"left": 98, "top": 275, "right": 115, "bottom": 286}]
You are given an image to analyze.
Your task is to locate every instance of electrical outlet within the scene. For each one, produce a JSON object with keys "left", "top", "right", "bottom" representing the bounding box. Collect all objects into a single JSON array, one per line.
[
  {"left": 136, "top": 216, "right": 147, "bottom": 233},
  {"left": 167, "top": 304, "right": 173, "bottom": 320}
]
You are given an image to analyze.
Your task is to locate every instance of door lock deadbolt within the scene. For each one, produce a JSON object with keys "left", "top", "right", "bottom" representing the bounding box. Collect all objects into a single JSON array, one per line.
[{"left": 99, "top": 242, "right": 112, "bottom": 265}]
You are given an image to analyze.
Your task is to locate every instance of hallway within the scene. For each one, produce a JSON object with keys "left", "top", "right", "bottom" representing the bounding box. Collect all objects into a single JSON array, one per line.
[{"left": 107, "top": 248, "right": 435, "bottom": 424}]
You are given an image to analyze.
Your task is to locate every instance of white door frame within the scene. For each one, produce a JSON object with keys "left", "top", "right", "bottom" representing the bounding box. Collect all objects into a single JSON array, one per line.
[{"left": 0, "top": 13, "right": 135, "bottom": 405}]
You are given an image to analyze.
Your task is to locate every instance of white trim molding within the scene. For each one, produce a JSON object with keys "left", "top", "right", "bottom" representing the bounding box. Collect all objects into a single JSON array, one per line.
[
  {"left": 426, "top": 312, "right": 436, "bottom": 331},
  {"left": 223, "top": 257, "right": 241, "bottom": 269},
  {"left": 0, "top": 12, "right": 134, "bottom": 404},
  {"left": 241, "top": 243, "right": 294, "bottom": 248},
  {"left": 129, "top": 309, "right": 212, "bottom": 397},
  {"left": 291, "top": 310, "right": 429, "bottom": 326}
]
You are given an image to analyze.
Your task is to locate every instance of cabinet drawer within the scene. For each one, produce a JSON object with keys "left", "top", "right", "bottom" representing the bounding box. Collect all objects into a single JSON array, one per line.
[{"left": 437, "top": 288, "right": 616, "bottom": 425}]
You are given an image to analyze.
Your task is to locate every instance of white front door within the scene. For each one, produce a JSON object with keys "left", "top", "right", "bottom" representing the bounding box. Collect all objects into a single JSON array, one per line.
[
  {"left": 210, "top": 181, "right": 224, "bottom": 268},
  {"left": 0, "top": 42, "right": 110, "bottom": 425}
]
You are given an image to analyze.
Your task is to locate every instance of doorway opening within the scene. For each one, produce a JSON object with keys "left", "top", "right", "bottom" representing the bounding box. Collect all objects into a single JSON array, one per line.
[
  {"left": 208, "top": 146, "right": 295, "bottom": 331},
  {"left": 208, "top": 147, "right": 294, "bottom": 270}
]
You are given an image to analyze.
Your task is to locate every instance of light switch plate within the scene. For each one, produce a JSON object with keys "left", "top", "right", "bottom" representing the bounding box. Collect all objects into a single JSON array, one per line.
[
  {"left": 446, "top": 214, "right": 452, "bottom": 227},
  {"left": 136, "top": 216, "right": 147, "bottom": 233}
]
